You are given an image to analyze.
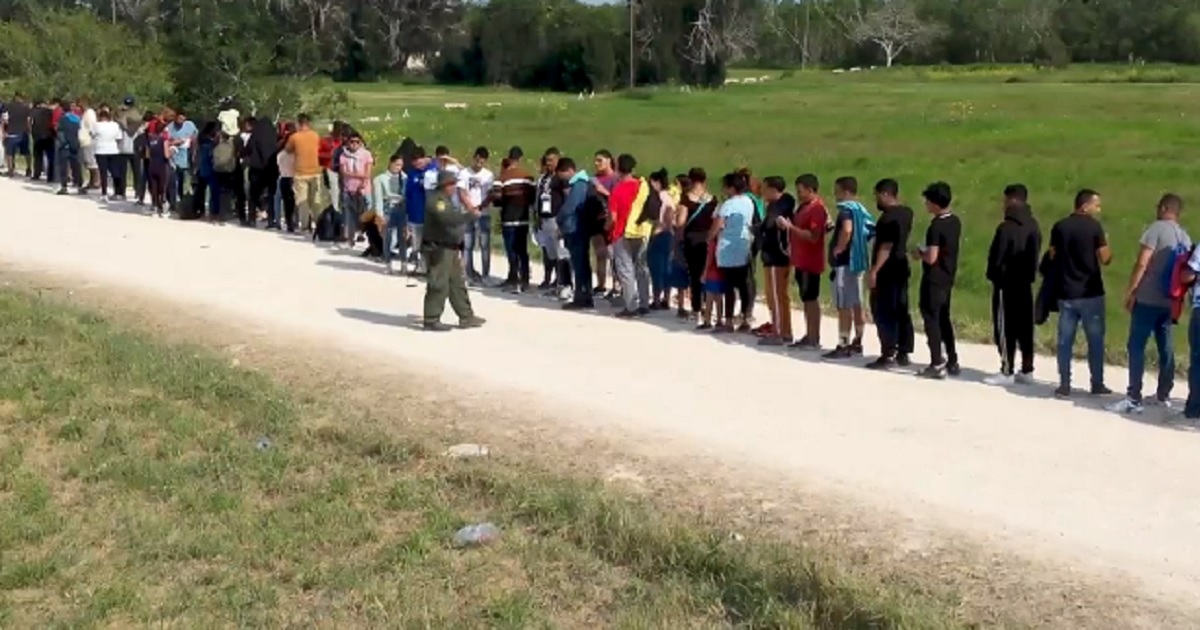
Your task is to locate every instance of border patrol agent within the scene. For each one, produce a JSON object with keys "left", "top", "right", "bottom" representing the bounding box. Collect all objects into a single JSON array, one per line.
[{"left": 423, "top": 170, "right": 487, "bottom": 331}]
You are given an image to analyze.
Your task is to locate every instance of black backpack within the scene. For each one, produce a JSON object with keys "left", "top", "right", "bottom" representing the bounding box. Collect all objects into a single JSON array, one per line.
[
  {"left": 313, "top": 206, "right": 344, "bottom": 242},
  {"left": 636, "top": 184, "right": 663, "bottom": 225}
]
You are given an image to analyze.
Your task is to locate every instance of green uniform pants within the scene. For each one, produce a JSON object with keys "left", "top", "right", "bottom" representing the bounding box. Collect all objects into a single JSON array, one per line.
[{"left": 423, "top": 246, "right": 474, "bottom": 323}]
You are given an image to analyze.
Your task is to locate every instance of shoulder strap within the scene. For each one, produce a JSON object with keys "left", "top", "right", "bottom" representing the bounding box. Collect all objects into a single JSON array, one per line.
[{"left": 684, "top": 199, "right": 711, "bottom": 229}]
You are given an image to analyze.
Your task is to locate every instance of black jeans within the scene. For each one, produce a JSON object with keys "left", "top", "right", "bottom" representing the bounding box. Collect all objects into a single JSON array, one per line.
[
  {"left": 567, "top": 231, "right": 593, "bottom": 303},
  {"left": 123, "top": 153, "right": 141, "bottom": 200},
  {"left": 222, "top": 169, "right": 248, "bottom": 223},
  {"left": 33, "top": 138, "right": 55, "bottom": 182},
  {"left": 248, "top": 166, "right": 278, "bottom": 218},
  {"left": 96, "top": 154, "right": 125, "bottom": 196},
  {"left": 992, "top": 284, "right": 1035, "bottom": 375},
  {"left": 720, "top": 264, "right": 753, "bottom": 320},
  {"left": 278, "top": 176, "right": 296, "bottom": 229},
  {"left": 501, "top": 224, "right": 531, "bottom": 286},
  {"left": 56, "top": 144, "right": 82, "bottom": 189},
  {"left": 871, "top": 275, "right": 914, "bottom": 357},
  {"left": 684, "top": 240, "right": 708, "bottom": 313},
  {"left": 919, "top": 281, "right": 957, "bottom": 366}
]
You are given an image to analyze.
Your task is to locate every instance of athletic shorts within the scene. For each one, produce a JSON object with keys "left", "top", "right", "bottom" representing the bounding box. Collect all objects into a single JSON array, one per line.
[
  {"left": 80, "top": 145, "right": 98, "bottom": 169},
  {"left": 704, "top": 279, "right": 724, "bottom": 294},
  {"left": 832, "top": 267, "right": 862, "bottom": 309},
  {"left": 3, "top": 134, "right": 29, "bottom": 156},
  {"left": 795, "top": 269, "right": 821, "bottom": 303}
]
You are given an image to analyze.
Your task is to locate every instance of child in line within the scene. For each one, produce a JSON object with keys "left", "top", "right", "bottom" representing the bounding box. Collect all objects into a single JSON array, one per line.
[{"left": 700, "top": 237, "right": 724, "bottom": 330}]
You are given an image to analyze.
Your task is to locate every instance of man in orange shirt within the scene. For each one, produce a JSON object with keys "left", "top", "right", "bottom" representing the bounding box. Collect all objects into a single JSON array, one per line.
[
  {"left": 779, "top": 173, "right": 828, "bottom": 349},
  {"left": 285, "top": 113, "right": 323, "bottom": 231}
]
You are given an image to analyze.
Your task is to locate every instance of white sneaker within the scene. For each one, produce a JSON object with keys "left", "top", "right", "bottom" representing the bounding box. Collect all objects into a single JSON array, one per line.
[
  {"left": 558, "top": 286, "right": 573, "bottom": 301},
  {"left": 1147, "top": 397, "right": 1174, "bottom": 410},
  {"left": 1105, "top": 397, "right": 1145, "bottom": 415},
  {"left": 386, "top": 261, "right": 396, "bottom": 276},
  {"left": 1014, "top": 372, "right": 1036, "bottom": 385},
  {"left": 983, "top": 373, "right": 1015, "bottom": 386}
]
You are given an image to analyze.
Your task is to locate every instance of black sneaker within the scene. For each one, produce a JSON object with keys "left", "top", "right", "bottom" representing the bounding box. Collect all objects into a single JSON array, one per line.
[
  {"left": 498, "top": 279, "right": 517, "bottom": 291},
  {"left": 593, "top": 285, "right": 607, "bottom": 296},
  {"left": 537, "top": 280, "right": 552, "bottom": 290},
  {"left": 615, "top": 309, "right": 638, "bottom": 319},
  {"left": 736, "top": 322, "right": 752, "bottom": 333},
  {"left": 920, "top": 364, "right": 947, "bottom": 380},
  {"left": 1055, "top": 385, "right": 1072, "bottom": 398},
  {"left": 636, "top": 307, "right": 651, "bottom": 317},
  {"left": 675, "top": 308, "right": 689, "bottom": 319},
  {"left": 1091, "top": 384, "right": 1113, "bottom": 396},
  {"left": 459, "top": 316, "right": 487, "bottom": 329},
  {"left": 865, "top": 356, "right": 896, "bottom": 370},
  {"left": 789, "top": 336, "right": 820, "bottom": 351},
  {"left": 56, "top": 188, "right": 68, "bottom": 196},
  {"left": 849, "top": 340, "right": 864, "bottom": 356},
  {"left": 822, "top": 346, "right": 853, "bottom": 360},
  {"left": 896, "top": 353, "right": 912, "bottom": 367},
  {"left": 947, "top": 363, "right": 962, "bottom": 377},
  {"left": 696, "top": 322, "right": 713, "bottom": 330},
  {"left": 562, "top": 300, "right": 594, "bottom": 311},
  {"left": 423, "top": 321, "right": 453, "bottom": 332}
]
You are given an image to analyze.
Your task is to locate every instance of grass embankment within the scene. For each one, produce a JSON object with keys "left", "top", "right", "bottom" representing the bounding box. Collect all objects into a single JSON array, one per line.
[
  {"left": 344, "top": 65, "right": 1200, "bottom": 368},
  {"left": 0, "top": 288, "right": 965, "bottom": 628}
]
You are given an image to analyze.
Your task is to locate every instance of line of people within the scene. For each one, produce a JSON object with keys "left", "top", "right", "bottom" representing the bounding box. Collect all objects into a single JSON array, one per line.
[{"left": 6, "top": 94, "right": 1199, "bottom": 422}]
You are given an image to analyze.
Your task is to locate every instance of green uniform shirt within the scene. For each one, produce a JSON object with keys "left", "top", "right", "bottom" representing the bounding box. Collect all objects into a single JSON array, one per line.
[{"left": 423, "top": 191, "right": 475, "bottom": 247}]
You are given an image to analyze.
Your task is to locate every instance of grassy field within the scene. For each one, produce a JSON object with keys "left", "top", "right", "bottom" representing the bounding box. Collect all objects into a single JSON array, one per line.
[
  {"left": 341, "top": 64, "right": 1200, "bottom": 366},
  {"left": 0, "top": 286, "right": 971, "bottom": 628}
]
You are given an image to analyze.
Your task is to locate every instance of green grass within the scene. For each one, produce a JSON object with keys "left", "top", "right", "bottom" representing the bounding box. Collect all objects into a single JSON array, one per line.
[
  {"left": 0, "top": 287, "right": 968, "bottom": 628},
  {"left": 341, "top": 64, "right": 1200, "bottom": 365}
]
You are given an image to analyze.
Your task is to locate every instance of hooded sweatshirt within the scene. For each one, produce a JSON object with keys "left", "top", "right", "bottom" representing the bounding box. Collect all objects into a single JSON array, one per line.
[
  {"left": 558, "top": 170, "right": 590, "bottom": 236},
  {"left": 832, "top": 200, "right": 876, "bottom": 274},
  {"left": 245, "top": 119, "right": 279, "bottom": 171},
  {"left": 987, "top": 202, "right": 1043, "bottom": 287}
]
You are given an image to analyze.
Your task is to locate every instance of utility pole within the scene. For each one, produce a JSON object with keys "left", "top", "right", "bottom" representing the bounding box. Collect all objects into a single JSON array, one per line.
[{"left": 628, "top": 0, "right": 636, "bottom": 89}]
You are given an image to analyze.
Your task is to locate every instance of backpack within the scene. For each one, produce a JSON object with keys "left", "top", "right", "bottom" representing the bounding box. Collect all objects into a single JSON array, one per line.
[
  {"left": 213, "top": 135, "right": 237, "bottom": 173},
  {"left": 1164, "top": 242, "right": 1195, "bottom": 324},
  {"left": 636, "top": 185, "right": 663, "bottom": 225},
  {"left": 313, "top": 206, "right": 344, "bottom": 242}
]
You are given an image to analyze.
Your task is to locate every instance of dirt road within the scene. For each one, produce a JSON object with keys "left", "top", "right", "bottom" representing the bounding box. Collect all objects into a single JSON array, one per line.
[{"left": 4, "top": 179, "right": 1198, "bottom": 617}]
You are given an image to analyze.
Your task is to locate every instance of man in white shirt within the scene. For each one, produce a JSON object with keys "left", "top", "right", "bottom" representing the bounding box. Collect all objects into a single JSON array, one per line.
[{"left": 460, "top": 147, "right": 495, "bottom": 283}]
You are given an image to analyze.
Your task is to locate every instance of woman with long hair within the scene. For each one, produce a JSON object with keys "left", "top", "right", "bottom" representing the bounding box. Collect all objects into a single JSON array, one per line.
[
  {"left": 679, "top": 167, "right": 715, "bottom": 322},
  {"left": 646, "top": 168, "right": 677, "bottom": 310}
]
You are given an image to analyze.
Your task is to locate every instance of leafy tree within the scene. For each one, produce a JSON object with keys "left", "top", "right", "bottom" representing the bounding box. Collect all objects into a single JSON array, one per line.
[{"left": 0, "top": 10, "right": 172, "bottom": 105}]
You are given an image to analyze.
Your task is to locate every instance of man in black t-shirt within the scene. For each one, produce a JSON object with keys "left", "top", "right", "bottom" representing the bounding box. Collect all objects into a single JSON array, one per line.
[
  {"left": 1048, "top": 189, "right": 1113, "bottom": 397},
  {"left": 2, "top": 93, "right": 33, "bottom": 177},
  {"left": 758, "top": 176, "right": 796, "bottom": 346},
  {"left": 29, "top": 99, "right": 56, "bottom": 183},
  {"left": 912, "top": 181, "right": 962, "bottom": 379},
  {"left": 866, "top": 178, "right": 915, "bottom": 369}
]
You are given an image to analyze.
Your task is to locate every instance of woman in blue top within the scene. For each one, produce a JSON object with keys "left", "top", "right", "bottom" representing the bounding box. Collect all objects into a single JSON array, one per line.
[{"left": 712, "top": 171, "right": 756, "bottom": 332}]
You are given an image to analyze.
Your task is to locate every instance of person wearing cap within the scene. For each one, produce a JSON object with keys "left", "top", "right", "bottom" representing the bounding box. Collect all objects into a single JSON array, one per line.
[
  {"left": 422, "top": 170, "right": 487, "bottom": 331},
  {"left": 117, "top": 96, "right": 142, "bottom": 203}
]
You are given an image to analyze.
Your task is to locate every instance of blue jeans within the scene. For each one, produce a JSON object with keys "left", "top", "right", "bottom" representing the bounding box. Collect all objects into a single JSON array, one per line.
[
  {"left": 647, "top": 231, "right": 673, "bottom": 301},
  {"left": 567, "top": 231, "right": 593, "bottom": 302},
  {"left": 1056, "top": 296, "right": 1107, "bottom": 389},
  {"left": 501, "top": 224, "right": 530, "bottom": 285},
  {"left": 464, "top": 214, "right": 492, "bottom": 278},
  {"left": 383, "top": 204, "right": 406, "bottom": 264},
  {"left": 1126, "top": 302, "right": 1174, "bottom": 402},
  {"left": 1185, "top": 310, "right": 1200, "bottom": 418}
]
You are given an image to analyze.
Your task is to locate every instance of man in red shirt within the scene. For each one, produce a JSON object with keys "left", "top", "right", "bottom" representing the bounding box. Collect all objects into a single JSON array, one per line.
[
  {"left": 607, "top": 153, "right": 645, "bottom": 317},
  {"left": 780, "top": 173, "right": 828, "bottom": 349},
  {"left": 318, "top": 121, "right": 345, "bottom": 212}
]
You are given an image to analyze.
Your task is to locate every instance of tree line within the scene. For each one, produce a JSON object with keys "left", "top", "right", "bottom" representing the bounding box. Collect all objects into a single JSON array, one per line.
[{"left": 1, "top": 0, "right": 1199, "bottom": 110}]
